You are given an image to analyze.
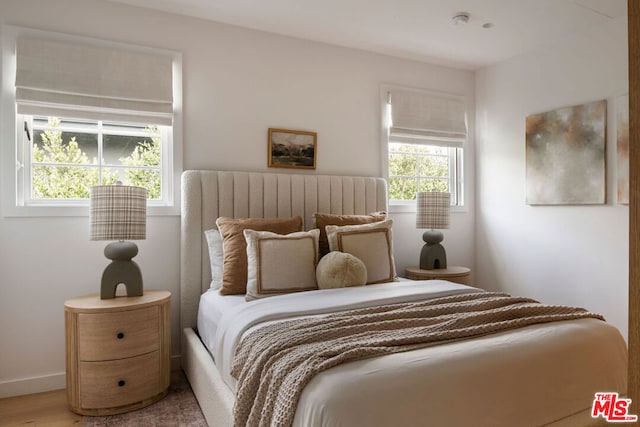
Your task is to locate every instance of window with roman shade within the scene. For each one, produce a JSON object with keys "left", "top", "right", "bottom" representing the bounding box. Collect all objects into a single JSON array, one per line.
[
  {"left": 1, "top": 28, "right": 182, "bottom": 216},
  {"left": 384, "top": 87, "right": 467, "bottom": 206}
]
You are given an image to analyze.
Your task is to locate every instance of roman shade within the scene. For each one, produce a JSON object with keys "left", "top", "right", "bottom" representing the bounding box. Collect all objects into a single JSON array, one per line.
[
  {"left": 15, "top": 37, "right": 173, "bottom": 125},
  {"left": 388, "top": 89, "right": 467, "bottom": 148}
]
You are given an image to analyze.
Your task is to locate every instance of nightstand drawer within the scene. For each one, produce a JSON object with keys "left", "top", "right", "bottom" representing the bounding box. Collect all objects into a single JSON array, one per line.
[
  {"left": 79, "top": 351, "right": 161, "bottom": 409},
  {"left": 78, "top": 306, "right": 159, "bottom": 361}
]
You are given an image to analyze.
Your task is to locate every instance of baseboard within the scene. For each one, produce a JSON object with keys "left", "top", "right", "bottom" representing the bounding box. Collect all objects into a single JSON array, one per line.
[
  {"left": 0, "top": 354, "right": 183, "bottom": 399},
  {"left": 0, "top": 372, "right": 65, "bottom": 398}
]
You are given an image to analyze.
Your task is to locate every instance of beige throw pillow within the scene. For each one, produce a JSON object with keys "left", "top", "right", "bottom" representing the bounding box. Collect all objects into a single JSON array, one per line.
[
  {"left": 314, "top": 211, "right": 386, "bottom": 258},
  {"left": 326, "top": 219, "right": 397, "bottom": 284},
  {"left": 316, "top": 251, "right": 367, "bottom": 289},
  {"left": 244, "top": 229, "right": 320, "bottom": 301},
  {"left": 216, "top": 216, "right": 303, "bottom": 295}
]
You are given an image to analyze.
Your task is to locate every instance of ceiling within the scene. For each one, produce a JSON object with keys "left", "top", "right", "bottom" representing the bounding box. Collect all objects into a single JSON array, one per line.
[{"left": 104, "top": 0, "right": 626, "bottom": 69}]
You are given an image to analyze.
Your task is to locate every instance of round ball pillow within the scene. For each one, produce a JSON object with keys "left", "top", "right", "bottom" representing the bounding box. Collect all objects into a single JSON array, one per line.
[{"left": 316, "top": 252, "right": 367, "bottom": 289}]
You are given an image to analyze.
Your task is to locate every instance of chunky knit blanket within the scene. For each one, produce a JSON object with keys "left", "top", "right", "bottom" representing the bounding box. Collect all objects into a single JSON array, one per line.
[{"left": 230, "top": 291, "right": 604, "bottom": 427}]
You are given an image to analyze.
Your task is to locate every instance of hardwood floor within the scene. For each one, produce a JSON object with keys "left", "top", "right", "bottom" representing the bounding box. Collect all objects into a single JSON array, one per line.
[{"left": 0, "top": 388, "right": 81, "bottom": 426}]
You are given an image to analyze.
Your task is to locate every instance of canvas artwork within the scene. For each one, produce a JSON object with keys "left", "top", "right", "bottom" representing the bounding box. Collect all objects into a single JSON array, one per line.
[
  {"left": 616, "top": 94, "right": 629, "bottom": 205},
  {"left": 525, "top": 100, "right": 606, "bottom": 205},
  {"left": 268, "top": 128, "right": 317, "bottom": 170}
]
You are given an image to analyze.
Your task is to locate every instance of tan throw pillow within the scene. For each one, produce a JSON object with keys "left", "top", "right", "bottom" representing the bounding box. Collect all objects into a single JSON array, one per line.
[
  {"left": 326, "top": 219, "right": 396, "bottom": 285},
  {"left": 216, "top": 216, "right": 303, "bottom": 295},
  {"left": 314, "top": 211, "right": 386, "bottom": 258},
  {"left": 244, "top": 229, "right": 320, "bottom": 301}
]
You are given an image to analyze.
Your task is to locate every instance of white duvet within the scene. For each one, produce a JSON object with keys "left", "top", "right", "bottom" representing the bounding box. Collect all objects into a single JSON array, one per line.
[{"left": 204, "top": 280, "right": 627, "bottom": 426}]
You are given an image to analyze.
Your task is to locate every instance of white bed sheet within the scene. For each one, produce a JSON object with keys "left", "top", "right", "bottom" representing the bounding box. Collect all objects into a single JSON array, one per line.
[
  {"left": 215, "top": 279, "right": 481, "bottom": 389},
  {"left": 204, "top": 279, "right": 627, "bottom": 427},
  {"left": 196, "top": 279, "right": 413, "bottom": 359},
  {"left": 197, "top": 288, "right": 246, "bottom": 358}
]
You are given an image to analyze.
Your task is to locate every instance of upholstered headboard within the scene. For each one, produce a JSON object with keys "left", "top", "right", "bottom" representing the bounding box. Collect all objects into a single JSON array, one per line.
[{"left": 180, "top": 170, "right": 388, "bottom": 330}]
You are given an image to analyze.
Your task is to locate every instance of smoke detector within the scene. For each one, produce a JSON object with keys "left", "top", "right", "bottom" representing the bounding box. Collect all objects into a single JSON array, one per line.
[{"left": 452, "top": 12, "right": 470, "bottom": 25}]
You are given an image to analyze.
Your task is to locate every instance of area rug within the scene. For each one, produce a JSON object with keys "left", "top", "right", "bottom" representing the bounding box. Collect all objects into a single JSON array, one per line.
[{"left": 83, "top": 371, "right": 207, "bottom": 426}]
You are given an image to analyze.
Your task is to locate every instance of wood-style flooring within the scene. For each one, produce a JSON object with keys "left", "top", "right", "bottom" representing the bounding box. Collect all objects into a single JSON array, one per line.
[{"left": 0, "top": 388, "right": 81, "bottom": 426}]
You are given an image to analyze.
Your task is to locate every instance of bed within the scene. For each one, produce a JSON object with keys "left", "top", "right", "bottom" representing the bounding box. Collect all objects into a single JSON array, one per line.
[{"left": 180, "top": 170, "right": 627, "bottom": 427}]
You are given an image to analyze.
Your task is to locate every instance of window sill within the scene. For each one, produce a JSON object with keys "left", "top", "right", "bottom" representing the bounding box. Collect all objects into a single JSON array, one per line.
[
  {"left": 388, "top": 202, "right": 468, "bottom": 214},
  {"left": 1, "top": 204, "right": 179, "bottom": 218}
]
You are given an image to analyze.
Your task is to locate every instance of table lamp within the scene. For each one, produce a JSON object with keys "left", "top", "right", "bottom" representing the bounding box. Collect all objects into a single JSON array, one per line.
[
  {"left": 90, "top": 183, "right": 147, "bottom": 299},
  {"left": 416, "top": 192, "right": 450, "bottom": 270}
]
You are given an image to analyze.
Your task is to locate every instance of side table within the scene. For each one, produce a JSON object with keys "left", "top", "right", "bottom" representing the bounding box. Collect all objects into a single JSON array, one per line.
[
  {"left": 65, "top": 290, "right": 171, "bottom": 415},
  {"left": 404, "top": 266, "right": 471, "bottom": 285}
]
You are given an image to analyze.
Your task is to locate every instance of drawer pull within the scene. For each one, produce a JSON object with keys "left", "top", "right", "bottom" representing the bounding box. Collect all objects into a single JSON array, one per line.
[
  {"left": 116, "top": 332, "right": 124, "bottom": 339},
  {"left": 118, "top": 380, "right": 126, "bottom": 387}
]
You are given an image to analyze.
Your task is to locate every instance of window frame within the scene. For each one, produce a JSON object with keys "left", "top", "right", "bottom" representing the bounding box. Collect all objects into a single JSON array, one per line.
[
  {"left": 380, "top": 84, "right": 466, "bottom": 213},
  {"left": 388, "top": 143, "right": 459, "bottom": 202},
  {"left": 1, "top": 25, "right": 183, "bottom": 217},
  {"left": 18, "top": 115, "right": 172, "bottom": 208}
]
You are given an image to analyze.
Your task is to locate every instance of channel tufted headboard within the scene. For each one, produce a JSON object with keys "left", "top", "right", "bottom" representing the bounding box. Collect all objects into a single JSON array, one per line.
[{"left": 180, "top": 170, "right": 388, "bottom": 330}]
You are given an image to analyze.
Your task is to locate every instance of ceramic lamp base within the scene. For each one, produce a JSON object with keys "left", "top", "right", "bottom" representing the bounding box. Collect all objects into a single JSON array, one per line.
[
  {"left": 100, "top": 241, "right": 143, "bottom": 299},
  {"left": 420, "top": 230, "right": 447, "bottom": 270}
]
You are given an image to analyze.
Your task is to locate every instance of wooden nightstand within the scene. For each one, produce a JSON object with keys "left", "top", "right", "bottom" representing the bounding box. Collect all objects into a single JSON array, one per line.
[
  {"left": 64, "top": 290, "right": 171, "bottom": 416},
  {"left": 405, "top": 266, "right": 471, "bottom": 285}
]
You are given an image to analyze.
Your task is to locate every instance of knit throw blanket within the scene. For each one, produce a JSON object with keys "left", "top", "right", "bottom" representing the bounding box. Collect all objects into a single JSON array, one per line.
[{"left": 230, "top": 291, "right": 604, "bottom": 427}]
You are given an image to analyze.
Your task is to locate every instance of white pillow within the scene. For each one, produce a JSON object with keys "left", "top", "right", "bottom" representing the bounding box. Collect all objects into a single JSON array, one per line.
[
  {"left": 325, "top": 219, "right": 397, "bottom": 284},
  {"left": 243, "top": 229, "right": 320, "bottom": 301},
  {"left": 204, "top": 229, "right": 224, "bottom": 289}
]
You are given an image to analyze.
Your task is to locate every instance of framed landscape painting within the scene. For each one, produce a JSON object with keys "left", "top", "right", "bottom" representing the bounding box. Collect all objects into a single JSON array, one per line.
[
  {"left": 525, "top": 100, "right": 606, "bottom": 205},
  {"left": 268, "top": 128, "right": 317, "bottom": 170}
]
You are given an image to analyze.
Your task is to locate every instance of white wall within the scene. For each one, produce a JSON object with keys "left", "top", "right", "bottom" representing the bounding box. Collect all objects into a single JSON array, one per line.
[
  {"left": 0, "top": 0, "right": 475, "bottom": 396},
  {"left": 475, "top": 16, "right": 628, "bottom": 339}
]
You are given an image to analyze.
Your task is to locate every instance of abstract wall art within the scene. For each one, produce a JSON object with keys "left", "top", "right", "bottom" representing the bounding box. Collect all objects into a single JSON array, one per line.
[
  {"left": 525, "top": 100, "right": 606, "bottom": 205},
  {"left": 616, "top": 94, "right": 629, "bottom": 205}
]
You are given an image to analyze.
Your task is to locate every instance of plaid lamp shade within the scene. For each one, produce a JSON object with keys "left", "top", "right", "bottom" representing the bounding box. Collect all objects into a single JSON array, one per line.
[
  {"left": 90, "top": 185, "right": 147, "bottom": 241},
  {"left": 416, "top": 192, "right": 450, "bottom": 230}
]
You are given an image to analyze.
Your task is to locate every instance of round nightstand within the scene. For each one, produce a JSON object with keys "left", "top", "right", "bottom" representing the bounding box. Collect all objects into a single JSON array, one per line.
[
  {"left": 64, "top": 290, "right": 171, "bottom": 415},
  {"left": 405, "top": 266, "right": 471, "bottom": 285}
]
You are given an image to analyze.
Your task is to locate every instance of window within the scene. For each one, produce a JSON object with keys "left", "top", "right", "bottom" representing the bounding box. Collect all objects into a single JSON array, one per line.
[
  {"left": 383, "top": 86, "right": 466, "bottom": 207},
  {"left": 1, "top": 27, "right": 182, "bottom": 216},
  {"left": 388, "top": 143, "right": 463, "bottom": 204},
  {"left": 20, "top": 116, "right": 170, "bottom": 205}
]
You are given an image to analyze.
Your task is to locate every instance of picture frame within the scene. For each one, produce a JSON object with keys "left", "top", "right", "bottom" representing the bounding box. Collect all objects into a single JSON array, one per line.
[{"left": 268, "top": 128, "right": 317, "bottom": 170}]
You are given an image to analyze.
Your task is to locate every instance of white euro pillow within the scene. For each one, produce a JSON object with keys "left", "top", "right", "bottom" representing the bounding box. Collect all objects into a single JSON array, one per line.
[{"left": 204, "top": 228, "right": 224, "bottom": 289}]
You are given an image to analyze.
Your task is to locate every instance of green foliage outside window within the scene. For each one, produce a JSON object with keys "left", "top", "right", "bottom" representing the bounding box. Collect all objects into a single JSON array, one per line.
[
  {"left": 119, "top": 131, "right": 161, "bottom": 199},
  {"left": 388, "top": 143, "right": 449, "bottom": 201},
  {"left": 31, "top": 118, "right": 161, "bottom": 199}
]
